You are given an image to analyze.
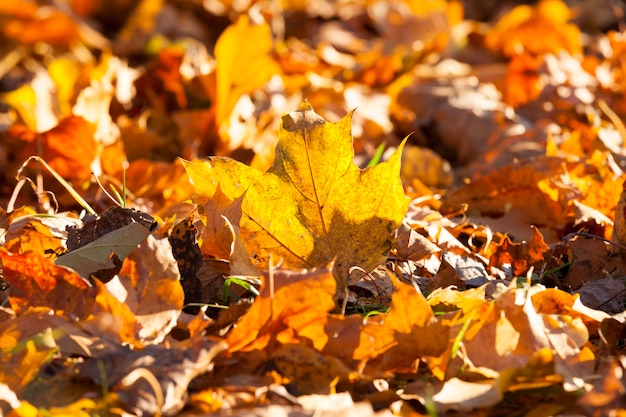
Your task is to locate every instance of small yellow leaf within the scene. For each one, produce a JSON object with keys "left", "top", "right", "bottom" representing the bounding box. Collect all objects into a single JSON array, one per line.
[{"left": 214, "top": 15, "right": 281, "bottom": 129}]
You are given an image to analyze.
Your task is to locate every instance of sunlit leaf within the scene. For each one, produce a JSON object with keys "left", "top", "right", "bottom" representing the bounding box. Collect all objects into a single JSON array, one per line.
[
  {"left": 1, "top": 1, "right": 81, "bottom": 45},
  {"left": 485, "top": 0, "right": 581, "bottom": 57},
  {"left": 351, "top": 275, "right": 449, "bottom": 371},
  {"left": 226, "top": 267, "right": 336, "bottom": 354},
  {"left": 214, "top": 15, "right": 281, "bottom": 141},
  {"left": 0, "top": 338, "right": 56, "bottom": 395},
  {"left": 486, "top": 226, "right": 550, "bottom": 276},
  {"left": 0, "top": 250, "right": 94, "bottom": 317},
  {"left": 185, "top": 102, "right": 409, "bottom": 291},
  {"left": 14, "top": 116, "right": 98, "bottom": 182}
]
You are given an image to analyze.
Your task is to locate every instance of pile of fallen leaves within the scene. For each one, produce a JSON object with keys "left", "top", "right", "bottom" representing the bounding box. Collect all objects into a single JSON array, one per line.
[{"left": 2, "top": 0, "right": 626, "bottom": 415}]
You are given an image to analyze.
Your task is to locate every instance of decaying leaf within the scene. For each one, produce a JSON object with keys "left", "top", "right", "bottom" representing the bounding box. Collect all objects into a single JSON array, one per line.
[
  {"left": 75, "top": 337, "right": 227, "bottom": 416},
  {"left": 113, "top": 234, "right": 184, "bottom": 343},
  {"left": 55, "top": 222, "right": 151, "bottom": 280},
  {"left": 185, "top": 102, "right": 409, "bottom": 292}
]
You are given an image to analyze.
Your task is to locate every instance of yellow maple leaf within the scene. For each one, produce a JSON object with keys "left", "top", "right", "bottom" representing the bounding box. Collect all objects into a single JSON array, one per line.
[
  {"left": 214, "top": 15, "right": 281, "bottom": 135},
  {"left": 184, "top": 102, "right": 409, "bottom": 291}
]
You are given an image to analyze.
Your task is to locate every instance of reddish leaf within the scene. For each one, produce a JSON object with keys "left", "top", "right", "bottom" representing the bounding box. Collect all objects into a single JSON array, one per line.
[
  {"left": 0, "top": 250, "right": 94, "bottom": 317},
  {"left": 487, "top": 226, "right": 550, "bottom": 276}
]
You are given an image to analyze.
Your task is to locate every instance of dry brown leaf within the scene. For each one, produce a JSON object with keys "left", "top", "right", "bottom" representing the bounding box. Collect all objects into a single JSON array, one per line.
[
  {"left": 75, "top": 337, "right": 227, "bottom": 416},
  {"left": 113, "top": 234, "right": 184, "bottom": 343},
  {"left": 394, "top": 221, "right": 441, "bottom": 262},
  {"left": 612, "top": 179, "right": 626, "bottom": 249}
]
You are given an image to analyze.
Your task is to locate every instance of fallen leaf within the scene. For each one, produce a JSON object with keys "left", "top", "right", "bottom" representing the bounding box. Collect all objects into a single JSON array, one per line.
[
  {"left": 226, "top": 267, "right": 336, "bottom": 354},
  {"left": 114, "top": 234, "right": 184, "bottom": 343},
  {"left": 432, "top": 377, "right": 502, "bottom": 413},
  {"left": 271, "top": 343, "right": 353, "bottom": 394},
  {"left": 442, "top": 156, "right": 581, "bottom": 242},
  {"left": 487, "top": 226, "right": 550, "bottom": 277},
  {"left": 0, "top": 318, "right": 58, "bottom": 394},
  {"left": 2, "top": 214, "right": 78, "bottom": 256},
  {"left": 485, "top": 0, "right": 582, "bottom": 57},
  {"left": 574, "top": 278, "right": 626, "bottom": 315},
  {"left": 55, "top": 221, "right": 151, "bottom": 280},
  {"left": 20, "top": 116, "right": 98, "bottom": 181},
  {"left": 394, "top": 77, "right": 511, "bottom": 165},
  {"left": 122, "top": 159, "right": 194, "bottom": 211},
  {"left": 365, "top": 274, "right": 450, "bottom": 369},
  {"left": 394, "top": 221, "right": 441, "bottom": 262},
  {"left": 214, "top": 15, "right": 282, "bottom": 150},
  {"left": 199, "top": 185, "right": 242, "bottom": 260},
  {"left": 612, "top": 178, "right": 626, "bottom": 248},
  {"left": 75, "top": 337, "right": 227, "bottom": 416},
  {"left": 1, "top": 0, "right": 82, "bottom": 45},
  {"left": 82, "top": 279, "right": 140, "bottom": 347},
  {"left": 0, "top": 249, "right": 94, "bottom": 317},
  {"left": 578, "top": 357, "right": 626, "bottom": 414},
  {"left": 185, "top": 102, "right": 408, "bottom": 292}
]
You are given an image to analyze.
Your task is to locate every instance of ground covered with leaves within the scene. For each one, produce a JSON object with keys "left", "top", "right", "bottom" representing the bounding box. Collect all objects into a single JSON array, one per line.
[{"left": 2, "top": 0, "right": 626, "bottom": 416}]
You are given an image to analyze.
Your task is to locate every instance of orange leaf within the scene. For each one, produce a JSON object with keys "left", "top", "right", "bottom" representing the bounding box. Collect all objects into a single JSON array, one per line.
[
  {"left": 354, "top": 275, "right": 449, "bottom": 372},
  {"left": 2, "top": 217, "right": 65, "bottom": 256},
  {"left": 226, "top": 267, "right": 336, "bottom": 353},
  {"left": 82, "top": 279, "right": 140, "bottom": 347},
  {"left": 123, "top": 159, "right": 194, "bottom": 211},
  {"left": 199, "top": 185, "right": 242, "bottom": 260},
  {"left": 0, "top": 332, "right": 56, "bottom": 394},
  {"left": 270, "top": 343, "right": 353, "bottom": 394},
  {"left": 15, "top": 116, "right": 98, "bottom": 181},
  {"left": 134, "top": 49, "right": 187, "bottom": 111},
  {"left": 487, "top": 226, "right": 550, "bottom": 276},
  {"left": 1, "top": 2, "right": 81, "bottom": 45},
  {"left": 485, "top": 0, "right": 581, "bottom": 57},
  {"left": 504, "top": 53, "right": 543, "bottom": 107},
  {"left": 0, "top": 250, "right": 94, "bottom": 317}
]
